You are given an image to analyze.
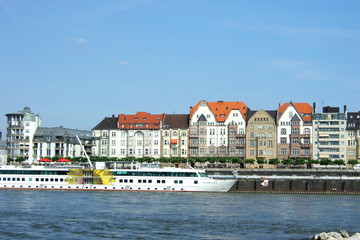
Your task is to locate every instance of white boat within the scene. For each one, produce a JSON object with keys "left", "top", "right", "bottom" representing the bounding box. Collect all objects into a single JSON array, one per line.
[
  {"left": 0, "top": 162, "right": 236, "bottom": 192},
  {"left": 0, "top": 136, "right": 235, "bottom": 192}
]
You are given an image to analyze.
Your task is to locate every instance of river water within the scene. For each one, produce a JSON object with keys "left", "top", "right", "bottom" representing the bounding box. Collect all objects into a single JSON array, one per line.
[{"left": 0, "top": 190, "right": 358, "bottom": 239}]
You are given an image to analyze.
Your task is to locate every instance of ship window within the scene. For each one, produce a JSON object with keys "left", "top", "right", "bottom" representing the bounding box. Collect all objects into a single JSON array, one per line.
[
  {"left": 36, "top": 178, "right": 39, "bottom": 181},
  {"left": 45, "top": 178, "right": 49, "bottom": 182},
  {"left": 138, "top": 180, "right": 142, "bottom": 183},
  {"left": 7, "top": 178, "right": 11, "bottom": 181},
  {"left": 130, "top": 179, "right": 133, "bottom": 183},
  {"left": 22, "top": 178, "right": 25, "bottom": 181},
  {"left": 148, "top": 180, "right": 152, "bottom": 183},
  {"left": 17, "top": 178, "right": 20, "bottom": 181},
  {"left": 119, "top": 179, "right": 123, "bottom": 183},
  {"left": 124, "top": 179, "right": 128, "bottom": 183},
  {"left": 12, "top": 178, "right": 16, "bottom": 181},
  {"left": 162, "top": 180, "right": 165, "bottom": 183},
  {"left": 174, "top": 180, "right": 178, "bottom": 184},
  {"left": 179, "top": 180, "right": 183, "bottom": 184},
  {"left": 157, "top": 180, "right": 161, "bottom": 183},
  {"left": 50, "top": 178, "right": 54, "bottom": 182},
  {"left": 194, "top": 180, "right": 198, "bottom": 184},
  {"left": 55, "top": 179, "right": 58, "bottom": 182},
  {"left": 143, "top": 180, "right": 147, "bottom": 183},
  {"left": 41, "top": 178, "right": 44, "bottom": 181},
  {"left": 60, "top": 179, "right": 64, "bottom": 182}
]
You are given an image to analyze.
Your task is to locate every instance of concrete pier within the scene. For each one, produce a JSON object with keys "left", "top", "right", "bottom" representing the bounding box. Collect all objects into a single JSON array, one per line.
[{"left": 206, "top": 168, "right": 360, "bottom": 194}]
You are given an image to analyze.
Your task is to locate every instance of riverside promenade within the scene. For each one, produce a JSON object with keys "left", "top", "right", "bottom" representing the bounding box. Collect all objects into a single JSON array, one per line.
[{"left": 206, "top": 168, "right": 360, "bottom": 194}]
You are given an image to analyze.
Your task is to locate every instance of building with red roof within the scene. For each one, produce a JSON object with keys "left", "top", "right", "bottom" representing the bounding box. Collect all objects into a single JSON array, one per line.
[
  {"left": 277, "top": 102, "right": 313, "bottom": 160},
  {"left": 189, "top": 100, "right": 249, "bottom": 158}
]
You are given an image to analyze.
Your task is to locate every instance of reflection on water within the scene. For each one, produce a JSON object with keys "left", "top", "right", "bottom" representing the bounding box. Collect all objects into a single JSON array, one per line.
[{"left": 0, "top": 190, "right": 359, "bottom": 240}]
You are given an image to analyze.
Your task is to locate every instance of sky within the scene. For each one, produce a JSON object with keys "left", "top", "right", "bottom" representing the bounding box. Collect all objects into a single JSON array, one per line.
[{"left": 1, "top": 0, "right": 360, "bottom": 136}]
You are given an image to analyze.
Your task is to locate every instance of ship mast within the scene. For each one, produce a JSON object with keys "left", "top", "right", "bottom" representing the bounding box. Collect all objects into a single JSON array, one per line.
[{"left": 76, "top": 135, "right": 94, "bottom": 169}]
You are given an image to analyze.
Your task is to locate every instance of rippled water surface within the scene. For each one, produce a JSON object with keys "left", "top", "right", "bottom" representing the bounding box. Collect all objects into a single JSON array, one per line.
[{"left": 0, "top": 190, "right": 359, "bottom": 239}]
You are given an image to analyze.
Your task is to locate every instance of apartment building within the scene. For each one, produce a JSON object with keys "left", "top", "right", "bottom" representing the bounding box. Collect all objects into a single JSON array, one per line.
[
  {"left": 189, "top": 100, "right": 248, "bottom": 157},
  {"left": 245, "top": 110, "right": 277, "bottom": 160},
  {"left": 346, "top": 111, "right": 360, "bottom": 160},
  {"left": 6, "top": 107, "right": 41, "bottom": 163},
  {"left": 277, "top": 102, "right": 313, "bottom": 160},
  {"left": 92, "top": 116, "right": 118, "bottom": 157},
  {"left": 33, "top": 126, "right": 92, "bottom": 160},
  {"left": 312, "top": 106, "right": 347, "bottom": 161},
  {"left": 161, "top": 114, "right": 190, "bottom": 158},
  {"left": 116, "top": 112, "right": 164, "bottom": 159}
]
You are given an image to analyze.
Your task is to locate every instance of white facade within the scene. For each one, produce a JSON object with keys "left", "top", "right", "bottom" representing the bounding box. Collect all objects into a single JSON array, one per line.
[
  {"left": 312, "top": 108, "right": 347, "bottom": 161},
  {"left": 6, "top": 107, "right": 41, "bottom": 163},
  {"left": 189, "top": 100, "right": 247, "bottom": 157}
]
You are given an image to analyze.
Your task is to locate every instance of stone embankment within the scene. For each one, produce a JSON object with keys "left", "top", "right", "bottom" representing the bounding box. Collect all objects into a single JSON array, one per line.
[
  {"left": 206, "top": 168, "right": 360, "bottom": 194},
  {"left": 311, "top": 230, "right": 360, "bottom": 240}
]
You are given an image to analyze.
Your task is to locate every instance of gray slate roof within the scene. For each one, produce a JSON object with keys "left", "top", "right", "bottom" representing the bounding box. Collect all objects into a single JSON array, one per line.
[
  {"left": 92, "top": 117, "right": 118, "bottom": 130},
  {"left": 35, "top": 127, "right": 92, "bottom": 140},
  {"left": 163, "top": 114, "right": 189, "bottom": 129},
  {"left": 247, "top": 110, "right": 278, "bottom": 122}
]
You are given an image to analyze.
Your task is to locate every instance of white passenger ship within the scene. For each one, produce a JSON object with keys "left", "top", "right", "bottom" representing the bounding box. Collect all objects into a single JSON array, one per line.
[{"left": 0, "top": 162, "right": 236, "bottom": 192}]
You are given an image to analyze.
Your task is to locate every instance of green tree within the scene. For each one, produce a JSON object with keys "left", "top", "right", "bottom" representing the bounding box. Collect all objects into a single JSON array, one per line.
[
  {"left": 319, "top": 158, "right": 333, "bottom": 168},
  {"left": 333, "top": 159, "right": 345, "bottom": 168},
  {"left": 256, "top": 158, "right": 267, "bottom": 167},
  {"left": 245, "top": 159, "right": 255, "bottom": 164},
  {"left": 293, "top": 158, "right": 305, "bottom": 166},
  {"left": 348, "top": 159, "right": 359, "bottom": 168},
  {"left": 282, "top": 159, "right": 293, "bottom": 166},
  {"left": 15, "top": 157, "right": 26, "bottom": 163},
  {"left": 268, "top": 158, "right": 280, "bottom": 165}
]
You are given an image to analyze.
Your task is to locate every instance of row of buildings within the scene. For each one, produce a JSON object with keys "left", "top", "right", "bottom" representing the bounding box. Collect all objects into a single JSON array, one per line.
[{"left": 1, "top": 100, "right": 360, "bottom": 164}]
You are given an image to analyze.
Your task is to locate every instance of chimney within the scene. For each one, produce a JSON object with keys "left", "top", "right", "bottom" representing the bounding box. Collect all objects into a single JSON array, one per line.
[
  {"left": 344, "top": 105, "right": 347, "bottom": 113},
  {"left": 313, "top": 102, "right": 316, "bottom": 113}
]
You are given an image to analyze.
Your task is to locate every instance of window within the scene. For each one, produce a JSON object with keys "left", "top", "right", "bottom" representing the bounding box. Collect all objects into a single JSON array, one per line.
[
  {"left": 181, "top": 131, "right": 187, "bottom": 137},
  {"left": 111, "top": 131, "right": 116, "bottom": 137},
  {"left": 250, "top": 150, "right": 254, "bottom": 156},
  {"left": 304, "top": 128, "right": 311, "bottom": 135},
  {"left": 164, "top": 131, "right": 169, "bottom": 136},
  {"left": 280, "top": 148, "right": 287, "bottom": 155},
  {"left": 173, "top": 131, "right": 178, "bottom": 137},
  {"left": 281, "top": 128, "right": 286, "bottom": 135},
  {"left": 102, "top": 131, "right": 108, "bottom": 137}
]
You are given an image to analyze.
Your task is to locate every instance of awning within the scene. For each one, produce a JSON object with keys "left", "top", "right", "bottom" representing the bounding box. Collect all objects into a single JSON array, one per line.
[
  {"left": 171, "top": 139, "right": 178, "bottom": 144},
  {"left": 38, "top": 158, "right": 51, "bottom": 162},
  {"left": 56, "top": 158, "right": 71, "bottom": 162}
]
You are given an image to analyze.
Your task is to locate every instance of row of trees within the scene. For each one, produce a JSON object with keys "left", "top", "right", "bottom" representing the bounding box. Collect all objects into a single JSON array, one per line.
[{"left": 9, "top": 156, "right": 360, "bottom": 168}]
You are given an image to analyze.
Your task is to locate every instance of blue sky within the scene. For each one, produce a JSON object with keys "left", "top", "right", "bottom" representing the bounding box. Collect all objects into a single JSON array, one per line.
[{"left": 1, "top": 0, "right": 360, "bottom": 136}]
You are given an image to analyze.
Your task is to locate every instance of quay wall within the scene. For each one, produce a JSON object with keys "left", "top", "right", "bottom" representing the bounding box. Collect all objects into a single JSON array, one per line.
[{"left": 206, "top": 169, "right": 360, "bottom": 194}]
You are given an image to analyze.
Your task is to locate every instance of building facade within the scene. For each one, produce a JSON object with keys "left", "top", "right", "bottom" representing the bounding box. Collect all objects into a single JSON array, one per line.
[
  {"left": 346, "top": 111, "right": 360, "bottom": 160},
  {"left": 312, "top": 106, "right": 347, "bottom": 161},
  {"left": 245, "top": 110, "right": 277, "bottom": 160},
  {"left": 189, "top": 100, "right": 248, "bottom": 158},
  {"left": 33, "top": 126, "right": 92, "bottom": 160},
  {"left": 6, "top": 107, "right": 41, "bottom": 163},
  {"left": 161, "top": 114, "right": 190, "bottom": 158},
  {"left": 277, "top": 102, "right": 313, "bottom": 160},
  {"left": 92, "top": 116, "right": 119, "bottom": 157},
  {"left": 0, "top": 141, "right": 7, "bottom": 165}
]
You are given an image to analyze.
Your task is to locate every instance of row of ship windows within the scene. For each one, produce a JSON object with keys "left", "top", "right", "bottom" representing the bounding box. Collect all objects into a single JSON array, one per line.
[
  {"left": 119, "top": 179, "right": 198, "bottom": 184},
  {"left": 0, "top": 177, "right": 199, "bottom": 185},
  {"left": 2, "top": 185, "right": 187, "bottom": 191},
  {"left": 0, "top": 177, "right": 64, "bottom": 182}
]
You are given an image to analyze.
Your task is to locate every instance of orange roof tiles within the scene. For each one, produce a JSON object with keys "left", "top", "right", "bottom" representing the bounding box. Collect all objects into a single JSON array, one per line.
[
  {"left": 190, "top": 101, "right": 248, "bottom": 122},
  {"left": 118, "top": 112, "right": 164, "bottom": 129},
  {"left": 278, "top": 102, "right": 313, "bottom": 122}
]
